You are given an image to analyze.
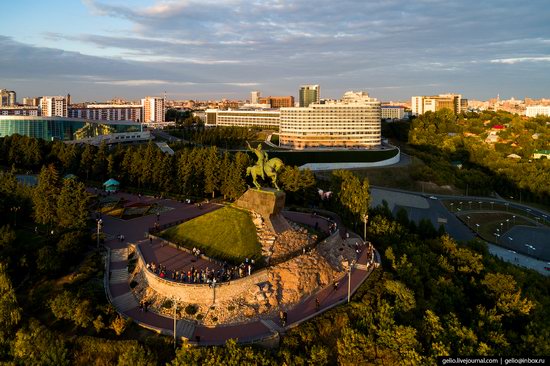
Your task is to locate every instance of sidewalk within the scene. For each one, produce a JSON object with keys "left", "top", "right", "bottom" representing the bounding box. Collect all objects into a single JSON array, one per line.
[{"left": 103, "top": 192, "right": 380, "bottom": 345}]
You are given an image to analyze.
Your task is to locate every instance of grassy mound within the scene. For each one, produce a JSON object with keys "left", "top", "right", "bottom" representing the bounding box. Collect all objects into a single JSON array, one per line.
[{"left": 160, "top": 206, "right": 261, "bottom": 264}]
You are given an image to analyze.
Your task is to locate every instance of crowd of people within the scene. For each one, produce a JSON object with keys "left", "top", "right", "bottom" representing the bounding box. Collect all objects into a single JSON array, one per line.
[{"left": 145, "top": 259, "right": 256, "bottom": 285}]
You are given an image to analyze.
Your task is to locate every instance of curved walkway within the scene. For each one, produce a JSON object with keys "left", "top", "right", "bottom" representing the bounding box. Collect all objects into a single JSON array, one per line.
[{"left": 102, "top": 193, "right": 380, "bottom": 345}]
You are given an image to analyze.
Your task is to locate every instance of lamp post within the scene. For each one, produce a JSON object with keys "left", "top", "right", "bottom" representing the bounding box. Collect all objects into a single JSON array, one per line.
[
  {"left": 347, "top": 260, "right": 356, "bottom": 304},
  {"left": 450, "top": 203, "right": 454, "bottom": 212},
  {"left": 494, "top": 233, "right": 500, "bottom": 244},
  {"left": 468, "top": 201, "right": 472, "bottom": 210},
  {"left": 173, "top": 297, "right": 177, "bottom": 349},
  {"left": 10, "top": 206, "right": 21, "bottom": 227},
  {"left": 362, "top": 214, "right": 369, "bottom": 242},
  {"left": 505, "top": 203, "right": 509, "bottom": 212},
  {"left": 524, "top": 244, "right": 535, "bottom": 256},
  {"left": 96, "top": 218, "right": 103, "bottom": 250},
  {"left": 513, "top": 215, "right": 516, "bottom": 225},
  {"left": 478, "top": 201, "right": 482, "bottom": 210},
  {"left": 466, "top": 215, "right": 471, "bottom": 224},
  {"left": 490, "top": 201, "right": 494, "bottom": 210},
  {"left": 475, "top": 223, "right": 480, "bottom": 234}
]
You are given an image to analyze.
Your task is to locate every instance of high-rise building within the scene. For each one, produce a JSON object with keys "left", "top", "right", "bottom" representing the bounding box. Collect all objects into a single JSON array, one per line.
[
  {"left": 0, "top": 89, "right": 16, "bottom": 106},
  {"left": 251, "top": 91, "right": 260, "bottom": 104},
  {"left": 141, "top": 97, "right": 165, "bottom": 123},
  {"left": 23, "top": 97, "right": 41, "bottom": 107},
  {"left": 258, "top": 96, "right": 295, "bottom": 108},
  {"left": 280, "top": 91, "right": 381, "bottom": 149},
  {"left": 299, "top": 85, "right": 320, "bottom": 107},
  {"left": 40, "top": 96, "right": 68, "bottom": 117},
  {"left": 411, "top": 94, "right": 465, "bottom": 115}
]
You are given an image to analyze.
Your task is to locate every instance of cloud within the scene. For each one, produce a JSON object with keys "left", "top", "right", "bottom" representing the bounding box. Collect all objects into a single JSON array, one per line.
[{"left": 490, "top": 56, "right": 550, "bottom": 64}]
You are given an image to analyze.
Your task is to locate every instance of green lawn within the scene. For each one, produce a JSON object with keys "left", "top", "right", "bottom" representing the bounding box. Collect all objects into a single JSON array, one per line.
[{"left": 160, "top": 206, "right": 261, "bottom": 264}]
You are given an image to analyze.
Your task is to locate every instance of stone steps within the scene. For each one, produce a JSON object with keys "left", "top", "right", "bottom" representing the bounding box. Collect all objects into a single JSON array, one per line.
[
  {"left": 110, "top": 268, "right": 129, "bottom": 284},
  {"left": 176, "top": 319, "right": 196, "bottom": 340},
  {"left": 111, "top": 248, "right": 128, "bottom": 262},
  {"left": 261, "top": 319, "right": 285, "bottom": 333},
  {"left": 112, "top": 291, "right": 138, "bottom": 312}
]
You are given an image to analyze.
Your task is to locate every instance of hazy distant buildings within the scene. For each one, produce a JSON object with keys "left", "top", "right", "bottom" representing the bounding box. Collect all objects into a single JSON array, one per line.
[
  {"left": 381, "top": 105, "right": 405, "bottom": 120},
  {"left": 205, "top": 109, "right": 280, "bottom": 129},
  {"left": 526, "top": 105, "right": 550, "bottom": 117},
  {"left": 280, "top": 91, "right": 381, "bottom": 149},
  {"left": 23, "top": 97, "right": 41, "bottom": 106},
  {"left": 69, "top": 104, "right": 142, "bottom": 122},
  {"left": 411, "top": 94, "right": 466, "bottom": 115},
  {"left": 250, "top": 91, "right": 260, "bottom": 104},
  {"left": 40, "top": 96, "right": 68, "bottom": 117},
  {"left": 0, "top": 89, "right": 16, "bottom": 106},
  {"left": 0, "top": 106, "right": 39, "bottom": 116},
  {"left": 141, "top": 96, "right": 165, "bottom": 123},
  {"left": 299, "top": 85, "right": 320, "bottom": 107},
  {"left": 259, "top": 96, "right": 295, "bottom": 108}
]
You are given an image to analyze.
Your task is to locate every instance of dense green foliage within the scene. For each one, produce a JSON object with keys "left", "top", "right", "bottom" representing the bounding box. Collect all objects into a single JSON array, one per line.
[{"left": 407, "top": 109, "right": 550, "bottom": 202}]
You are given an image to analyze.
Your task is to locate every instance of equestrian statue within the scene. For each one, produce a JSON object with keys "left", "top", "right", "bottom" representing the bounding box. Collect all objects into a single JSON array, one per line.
[{"left": 246, "top": 141, "right": 284, "bottom": 190}]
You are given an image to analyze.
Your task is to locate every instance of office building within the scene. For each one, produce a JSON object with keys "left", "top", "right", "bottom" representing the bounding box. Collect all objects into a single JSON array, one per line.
[
  {"left": 0, "top": 106, "right": 39, "bottom": 116},
  {"left": 381, "top": 106, "right": 405, "bottom": 120},
  {"left": 205, "top": 109, "right": 280, "bottom": 129},
  {"left": 280, "top": 91, "right": 381, "bottom": 149},
  {"left": 141, "top": 97, "right": 165, "bottom": 123},
  {"left": 40, "top": 96, "right": 68, "bottom": 117},
  {"left": 23, "top": 97, "right": 41, "bottom": 107},
  {"left": 0, "top": 89, "right": 16, "bottom": 106},
  {"left": 299, "top": 85, "right": 320, "bottom": 107},
  {"left": 251, "top": 91, "right": 260, "bottom": 104},
  {"left": 258, "top": 96, "right": 295, "bottom": 108},
  {"left": 526, "top": 105, "right": 550, "bottom": 117},
  {"left": 411, "top": 94, "right": 465, "bottom": 115},
  {"left": 0, "top": 116, "right": 146, "bottom": 144},
  {"left": 69, "top": 104, "right": 142, "bottom": 122}
]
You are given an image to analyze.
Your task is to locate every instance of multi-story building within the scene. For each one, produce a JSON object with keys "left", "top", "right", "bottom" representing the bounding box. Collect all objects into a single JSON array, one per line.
[
  {"left": 258, "top": 96, "right": 295, "bottom": 108},
  {"left": 251, "top": 91, "right": 260, "bottom": 104},
  {"left": 69, "top": 104, "right": 142, "bottom": 122},
  {"left": 0, "top": 89, "right": 16, "bottom": 106},
  {"left": 205, "top": 109, "right": 280, "bottom": 129},
  {"left": 22, "top": 97, "right": 41, "bottom": 107},
  {"left": 280, "top": 91, "right": 381, "bottom": 149},
  {"left": 40, "top": 96, "right": 68, "bottom": 117},
  {"left": 0, "top": 106, "right": 39, "bottom": 116},
  {"left": 381, "top": 105, "right": 405, "bottom": 120},
  {"left": 411, "top": 94, "right": 465, "bottom": 115},
  {"left": 526, "top": 105, "right": 550, "bottom": 117},
  {"left": 141, "top": 97, "right": 165, "bottom": 123},
  {"left": 299, "top": 85, "right": 320, "bottom": 107}
]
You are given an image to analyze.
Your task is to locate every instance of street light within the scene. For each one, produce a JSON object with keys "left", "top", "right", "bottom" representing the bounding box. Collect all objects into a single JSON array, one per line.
[
  {"left": 468, "top": 201, "right": 472, "bottom": 209},
  {"left": 96, "top": 219, "right": 103, "bottom": 250},
  {"left": 173, "top": 297, "right": 177, "bottom": 349},
  {"left": 347, "top": 260, "right": 356, "bottom": 304},
  {"left": 478, "top": 201, "right": 482, "bottom": 210},
  {"left": 362, "top": 214, "right": 369, "bottom": 242},
  {"left": 505, "top": 203, "right": 509, "bottom": 212},
  {"left": 475, "top": 223, "right": 480, "bottom": 233},
  {"left": 490, "top": 201, "right": 495, "bottom": 210},
  {"left": 494, "top": 233, "right": 500, "bottom": 244},
  {"left": 450, "top": 203, "right": 454, "bottom": 212},
  {"left": 513, "top": 215, "right": 516, "bottom": 224}
]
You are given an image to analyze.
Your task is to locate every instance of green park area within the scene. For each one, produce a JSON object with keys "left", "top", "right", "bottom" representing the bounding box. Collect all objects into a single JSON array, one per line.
[{"left": 160, "top": 206, "right": 261, "bottom": 264}]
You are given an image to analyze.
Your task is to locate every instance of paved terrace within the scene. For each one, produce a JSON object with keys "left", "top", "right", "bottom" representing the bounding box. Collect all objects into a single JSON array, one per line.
[{"left": 102, "top": 192, "right": 379, "bottom": 345}]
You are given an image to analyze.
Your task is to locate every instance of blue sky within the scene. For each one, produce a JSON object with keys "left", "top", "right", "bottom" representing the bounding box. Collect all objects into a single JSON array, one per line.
[{"left": 1, "top": 0, "right": 549, "bottom": 102}]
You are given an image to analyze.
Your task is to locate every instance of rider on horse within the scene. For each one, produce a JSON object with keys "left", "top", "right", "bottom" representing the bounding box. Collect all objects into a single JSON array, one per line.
[{"left": 246, "top": 141, "right": 268, "bottom": 180}]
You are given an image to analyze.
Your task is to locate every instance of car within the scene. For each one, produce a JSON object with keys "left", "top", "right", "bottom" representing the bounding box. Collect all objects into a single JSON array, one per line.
[{"left": 428, "top": 196, "right": 438, "bottom": 200}]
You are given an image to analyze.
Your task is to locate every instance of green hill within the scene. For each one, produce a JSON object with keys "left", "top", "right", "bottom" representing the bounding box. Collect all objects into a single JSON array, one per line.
[{"left": 160, "top": 206, "right": 261, "bottom": 264}]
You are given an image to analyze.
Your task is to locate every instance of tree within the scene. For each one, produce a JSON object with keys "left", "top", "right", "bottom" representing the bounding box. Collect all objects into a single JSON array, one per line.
[
  {"left": 36, "top": 246, "right": 62, "bottom": 275},
  {"left": 117, "top": 343, "right": 157, "bottom": 366},
  {"left": 49, "top": 291, "right": 94, "bottom": 328},
  {"left": 0, "top": 263, "right": 21, "bottom": 340},
  {"left": 331, "top": 170, "right": 370, "bottom": 224},
  {"left": 56, "top": 178, "right": 90, "bottom": 229},
  {"left": 33, "top": 165, "right": 60, "bottom": 227},
  {"left": 13, "top": 318, "right": 69, "bottom": 366}
]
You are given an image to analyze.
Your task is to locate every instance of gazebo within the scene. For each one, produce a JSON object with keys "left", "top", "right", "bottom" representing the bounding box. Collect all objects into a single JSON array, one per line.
[{"left": 103, "top": 178, "right": 120, "bottom": 193}]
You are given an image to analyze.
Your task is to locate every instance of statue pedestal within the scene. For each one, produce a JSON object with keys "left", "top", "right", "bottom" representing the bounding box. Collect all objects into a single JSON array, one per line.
[{"left": 235, "top": 188, "right": 289, "bottom": 233}]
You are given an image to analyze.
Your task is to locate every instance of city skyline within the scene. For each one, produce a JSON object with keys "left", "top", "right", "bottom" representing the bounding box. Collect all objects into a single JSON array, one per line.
[{"left": 1, "top": 0, "right": 549, "bottom": 102}]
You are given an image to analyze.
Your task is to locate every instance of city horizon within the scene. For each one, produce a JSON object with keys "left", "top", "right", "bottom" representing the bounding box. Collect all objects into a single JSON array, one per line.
[{"left": 1, "top": 0, "right": 549, "bottom": 102}]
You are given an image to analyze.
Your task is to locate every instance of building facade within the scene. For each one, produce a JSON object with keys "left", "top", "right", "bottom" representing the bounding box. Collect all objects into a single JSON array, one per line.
[
  {"left": 381, "top": 105, "right": 405, "bottom": 120},
  {"left": 526, "top": 105, "right": 550, "bottom": 117},
  {"left": 205, "top": 109, "right": 280, "bottom": 129},
  {"left": 411, "top": 94, "right": 465, "bottom": 115},
  {"left": 258, "top": 96, "right": 295, "bottom": 108},
  {"left": 279, "top": 91, "right": 381, "bottom": 149},
  {"left": 0, "top": 89, "right": 16, "bottom": 106},
  {"left": 22, "top": 97, "right": 41, "bottom": 107},
  {"left": 250, "top": 91, "right": 260, "bottom": 104},
  {"left": 68, "top": 104, "right": 142, "bottom": 122},
  {"left": 40, "top": 96, "right": 68, "bottom": 117},
  {"left": 141, "top": 97, "right": 165, "bottom": 123},
  {"left": 0, "top": 106, "right": 39, "bottom": 116},
  {"left": 299, "top": 85, "right": 320, "bottom": 107},
  {"left": 0, "top": 116, "right": 143, "bottom": 142}
]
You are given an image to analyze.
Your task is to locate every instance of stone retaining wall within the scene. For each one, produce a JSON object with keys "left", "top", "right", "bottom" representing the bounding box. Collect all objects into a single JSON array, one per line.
[{"left": 134, "top": 245, "right": 269, "bottom": 305}]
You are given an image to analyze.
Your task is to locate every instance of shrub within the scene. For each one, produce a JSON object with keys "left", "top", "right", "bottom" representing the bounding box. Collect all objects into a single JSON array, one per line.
[
  {"left": 161, "top": 300, "right": 173, "bottom": 309},
  {"left": 185, "top": 304, "right": 198, "bottom": 315},
  {"left": 130, "top": 280, "right": 138, "bottom": 289}
]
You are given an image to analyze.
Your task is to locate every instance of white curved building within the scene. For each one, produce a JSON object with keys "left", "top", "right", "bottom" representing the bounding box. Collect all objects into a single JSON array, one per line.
[{"left": 279, "top": 91, "right": 381, "bottom": 149}]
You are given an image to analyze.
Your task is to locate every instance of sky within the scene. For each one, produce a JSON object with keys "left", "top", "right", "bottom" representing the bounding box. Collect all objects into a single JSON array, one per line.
[{"left": 1, "top": 0, "right": 549, "bottom": 102}]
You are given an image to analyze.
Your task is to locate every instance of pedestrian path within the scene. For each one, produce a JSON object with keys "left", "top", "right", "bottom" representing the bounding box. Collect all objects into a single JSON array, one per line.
[{"left": 101, "top": 192, "right": 381, "bottom": 345}]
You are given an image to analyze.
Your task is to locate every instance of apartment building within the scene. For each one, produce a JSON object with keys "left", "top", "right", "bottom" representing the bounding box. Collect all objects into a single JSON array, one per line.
[
  {"left": 141, "top": 97, "right": 165, "bottom": 123},
  {"left": 411, "top": 94, "right": 466, "bottom": 115},
  {"left": 40, "top": 96, "right": 68, "bottom": 117}
]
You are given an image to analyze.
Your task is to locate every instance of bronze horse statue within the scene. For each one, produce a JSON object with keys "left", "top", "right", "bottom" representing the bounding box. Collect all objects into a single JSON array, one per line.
[{"left": 247, "top": 157, "right": 284, "bottom": 190}]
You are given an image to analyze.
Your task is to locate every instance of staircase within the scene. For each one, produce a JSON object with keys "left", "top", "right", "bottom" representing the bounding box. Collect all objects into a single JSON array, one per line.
[
  {"left": 110, "top": 268, "right": 129, "bottom": 284},
  {"left": 176, "top": 320, "right": 196, "bottom": 340},
  {"left": 112, "top": 292, "right": 138, "bottom": 312}
]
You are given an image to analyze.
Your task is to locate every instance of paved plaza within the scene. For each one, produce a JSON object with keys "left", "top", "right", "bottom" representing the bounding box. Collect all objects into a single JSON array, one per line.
[{"left": 101, "top": 192, "right": 379, "bottom": 345}]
